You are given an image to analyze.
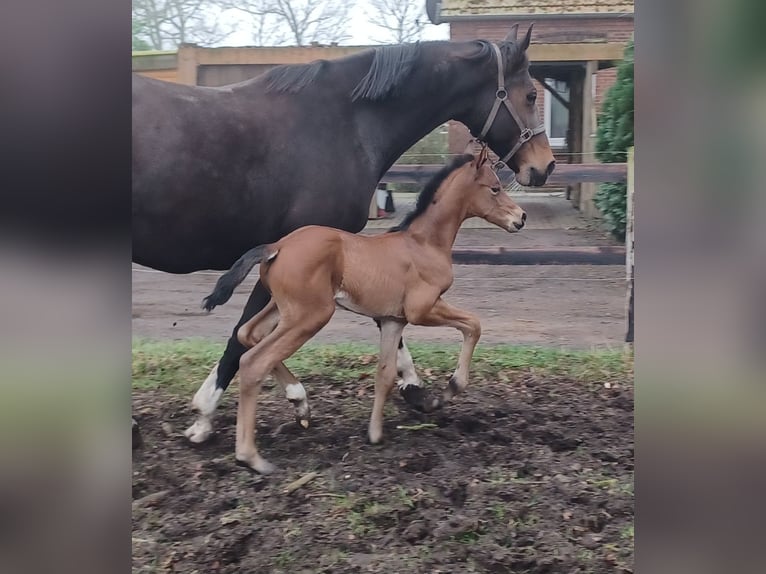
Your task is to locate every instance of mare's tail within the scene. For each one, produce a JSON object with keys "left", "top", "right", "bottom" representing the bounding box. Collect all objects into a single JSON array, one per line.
[{"left": 202, "top": 244, "right": 276, "bottom": 311}]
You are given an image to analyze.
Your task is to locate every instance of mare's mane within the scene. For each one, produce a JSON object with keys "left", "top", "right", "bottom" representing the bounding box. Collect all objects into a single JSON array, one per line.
[{"left": 263, "top": 40, "right": 526, "bottom": 102}]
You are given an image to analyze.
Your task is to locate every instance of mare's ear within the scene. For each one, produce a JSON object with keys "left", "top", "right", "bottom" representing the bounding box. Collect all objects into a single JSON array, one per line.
[
  {"left": 504, "top": 24, "right": 520, "bottom": 43},
  {"left": 519, "top": 23, "right": 534, "bottom": 52}
]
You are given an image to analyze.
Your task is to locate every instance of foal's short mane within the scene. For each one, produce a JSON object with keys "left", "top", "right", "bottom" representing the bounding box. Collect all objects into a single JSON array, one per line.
[
  {"left": 388, "top": 154, "right": 474, "bottom": 232},
  {"left": 263, "top": 40, "right": 525, "bottom": 102}
]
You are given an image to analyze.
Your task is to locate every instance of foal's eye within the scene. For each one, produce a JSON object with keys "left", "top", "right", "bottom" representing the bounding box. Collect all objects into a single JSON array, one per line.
[
  {"left": 527, "top": 92, "right": 537, "bottom": 104},
  {"left": 490, "top": 186, "right": 501, "bottom": 195}
]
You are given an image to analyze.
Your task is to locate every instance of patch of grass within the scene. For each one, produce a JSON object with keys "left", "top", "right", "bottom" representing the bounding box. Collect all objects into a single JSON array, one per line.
[
  {"left": 132, "top": 338, "right": 632, "bottom": 393},
  {"left": 455, "top": 530, "right": 482, "bottom": 544},
  {"left": 396, "top": 486, "right": 416, "bottom": 509},
  {"left": 620, "top": 524, "right": 634, "bottom": 541}
]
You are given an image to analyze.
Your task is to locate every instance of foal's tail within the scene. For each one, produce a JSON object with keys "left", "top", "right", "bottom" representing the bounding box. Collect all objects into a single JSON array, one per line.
[{"left": 202, "top": 244, "right": 276, "bottom": 311}]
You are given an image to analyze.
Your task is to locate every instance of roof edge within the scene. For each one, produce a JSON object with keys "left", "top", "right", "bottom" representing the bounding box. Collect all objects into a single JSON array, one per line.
[{"left": 444, "top": 13, "right": 633, "bottom": 22}]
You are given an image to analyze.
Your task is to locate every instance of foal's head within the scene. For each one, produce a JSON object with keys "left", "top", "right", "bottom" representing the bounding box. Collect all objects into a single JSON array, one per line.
[{"left": 452, "top": 147, "right": 527, "bottom": 233}]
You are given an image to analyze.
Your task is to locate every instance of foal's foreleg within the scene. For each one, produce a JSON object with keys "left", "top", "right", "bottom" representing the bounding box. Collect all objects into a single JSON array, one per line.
[
  {"left": 411, "top": 299, "right": 482, "bottom": 410},
  {"left": 368, "top": 320, "right": 406, "bottom": 444},
  {"left": 373, "top": 319, "right": 424, "bottom": 408}
]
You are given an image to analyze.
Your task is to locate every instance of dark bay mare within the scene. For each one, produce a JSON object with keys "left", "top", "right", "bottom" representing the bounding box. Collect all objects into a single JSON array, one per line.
[{"left": 132, "top": 24, "right": 555, "bottom": 443}]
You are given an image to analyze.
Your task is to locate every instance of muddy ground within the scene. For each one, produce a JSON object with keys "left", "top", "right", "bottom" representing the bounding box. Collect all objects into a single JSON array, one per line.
[{"left": 133, "top": 369, "right": 633, "bottom": 573}]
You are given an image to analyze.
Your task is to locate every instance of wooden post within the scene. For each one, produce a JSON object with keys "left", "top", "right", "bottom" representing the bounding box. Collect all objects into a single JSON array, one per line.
[
  {"left": 579, "top": 60, "right": 598, "bottom": 217},
  {"left": 568, "top": 68, "right": 584, "bottom": 205},
  {"left": 177, "top": 44, "right": 199, "bottom": 85},
  {"left": 368, "top": 192, "right": 379, "bottom": 219},
  {"left": 625, "top": 146, "right": 635, "bottom": 343}
]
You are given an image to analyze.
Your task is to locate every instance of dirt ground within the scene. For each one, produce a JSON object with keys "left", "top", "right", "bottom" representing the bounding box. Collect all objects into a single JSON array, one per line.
[
  {"left": 132, "top": 370, "right": 634, "bottom": 573},
  {"left": 132, "top": 229, "right": 626, "bottom": 349}
]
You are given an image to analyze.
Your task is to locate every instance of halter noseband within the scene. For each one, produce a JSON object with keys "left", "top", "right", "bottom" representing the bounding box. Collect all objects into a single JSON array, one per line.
[{"left": 475, "top": 43, "right": 546, "bottom": 171}]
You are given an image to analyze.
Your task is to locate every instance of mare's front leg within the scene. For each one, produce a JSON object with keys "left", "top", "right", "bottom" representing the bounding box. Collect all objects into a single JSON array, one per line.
[
  {"left": 409, "top": 298, "right": 482, "bottom": 411},
  {"left": 368, "top": 319, "right": 406, "bottom": 444}
]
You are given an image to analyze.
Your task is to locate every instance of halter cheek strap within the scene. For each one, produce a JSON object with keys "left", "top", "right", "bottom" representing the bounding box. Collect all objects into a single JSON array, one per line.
[{"left": 476, "top": 43, "right": 546, "bottom": 170}]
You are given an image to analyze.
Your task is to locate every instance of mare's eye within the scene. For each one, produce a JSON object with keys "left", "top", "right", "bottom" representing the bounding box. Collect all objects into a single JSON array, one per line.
[
  {"left": 527, "top": 92, "right": 537, "bottom": 104},
  {"left": 490, "top": 186, "right": 501, "bottom": 195}
]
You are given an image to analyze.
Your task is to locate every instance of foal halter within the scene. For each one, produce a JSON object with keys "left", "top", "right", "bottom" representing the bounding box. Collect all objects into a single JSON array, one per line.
[{"left": 476, "top": 43, "right": 546, "bottom": 171}]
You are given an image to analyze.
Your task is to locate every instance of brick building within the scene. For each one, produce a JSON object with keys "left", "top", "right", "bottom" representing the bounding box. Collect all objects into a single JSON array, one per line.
[{"left": 426, "top": 0, "right": 633, "bottom": 214}]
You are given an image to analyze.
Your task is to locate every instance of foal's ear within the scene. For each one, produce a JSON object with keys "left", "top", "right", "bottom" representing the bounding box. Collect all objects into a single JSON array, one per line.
[{"left": 474, "top": 145, "right": 489, "bottom": 170}]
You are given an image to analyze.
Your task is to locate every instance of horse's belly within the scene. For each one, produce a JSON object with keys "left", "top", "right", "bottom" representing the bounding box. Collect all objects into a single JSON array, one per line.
[{"left": 334, "top": 290, "right": 404, "bottom": 319}]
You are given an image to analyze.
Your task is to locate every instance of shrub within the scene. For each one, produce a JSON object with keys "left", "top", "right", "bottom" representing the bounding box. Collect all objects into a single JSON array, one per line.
[{"left": 594, "top": 41, "right": 633, "bottom": 241}]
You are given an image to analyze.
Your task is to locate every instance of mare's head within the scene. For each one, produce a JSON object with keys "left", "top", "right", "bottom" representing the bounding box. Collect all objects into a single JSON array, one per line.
[
  {"left": 451, "top": 147, "right": 527, "bottom": 233},
  {"left": 455, "top": 24, "right": 555, "bottom": 186}
]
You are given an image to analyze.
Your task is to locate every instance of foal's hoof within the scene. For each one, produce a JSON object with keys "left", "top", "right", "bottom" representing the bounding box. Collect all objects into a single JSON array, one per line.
[
  {"left": 184, "top": 419, "right": 213, "bottom": 443},
  {"left": 290, "top": 401, "right": 311, "bottom": 429},
  {"left": 235, "top": 453, "right": 277, "bottom": 475},
  {"left": 400, "top": 385, "right": 442, "bottom": 413},
  {"left": 294, "top": 408, "right": 311, "bottom": 429}
]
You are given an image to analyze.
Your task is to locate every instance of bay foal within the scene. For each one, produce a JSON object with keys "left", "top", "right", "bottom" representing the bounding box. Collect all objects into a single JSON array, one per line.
[{"left": 203, "top": 148, "right": 526, "bottom": 473}]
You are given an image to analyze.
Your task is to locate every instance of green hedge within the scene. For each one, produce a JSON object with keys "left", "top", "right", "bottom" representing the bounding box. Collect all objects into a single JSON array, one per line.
[{"left": 594, "top": 41, "right": 633, "bottom": 241}]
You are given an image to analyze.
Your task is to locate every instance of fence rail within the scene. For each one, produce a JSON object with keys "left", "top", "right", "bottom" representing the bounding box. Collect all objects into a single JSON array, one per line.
[{"left": 382, "top": 163, "right": 627, "bottom": 186}]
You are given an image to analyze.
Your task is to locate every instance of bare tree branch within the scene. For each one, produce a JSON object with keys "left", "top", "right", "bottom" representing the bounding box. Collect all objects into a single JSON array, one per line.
[
  {"left": 225, "top": 0, "right": 351, "bottom": 46},
  {"left": 132, "top": 0, "right": 232, "bottom": 50},
  {"left": 367, "top": 0, "right": 425, "bottom": 44}
]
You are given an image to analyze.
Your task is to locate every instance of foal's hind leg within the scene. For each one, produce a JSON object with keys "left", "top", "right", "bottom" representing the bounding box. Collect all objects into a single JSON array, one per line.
[
  {"left": 368, "top": 320, "right": 407, "bottom": 444},
  {"left": 185, "top": 281, "right": 271, "bottom": 443},
  {"left": 236, "top": 306, "right": 335, "bottom": 473},
  {"left": 237, "top": 300, "right": 312, "bottom": 427},
  {"left": 409, "top": 298, "right": 482, "bottom": 411}
]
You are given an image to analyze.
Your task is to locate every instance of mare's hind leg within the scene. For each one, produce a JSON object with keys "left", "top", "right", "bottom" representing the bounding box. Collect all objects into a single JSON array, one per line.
[
  {"left": 409, "top": 298, "right": 482, "bottom": 411},
  {"left": 238, "top": 300, "right": 311, "bottom": 427},
  {"left": 368, "top": 320, "right": 407, "bottom": 444},
  {"left": 236, "top": 305, "right": 335, "bottom": 473},
  {"left": 185, "top": 281, "right": 270, "bottom": 443},
  {"left": 373, "top": 319, "right": 425, "bottom": 410}
]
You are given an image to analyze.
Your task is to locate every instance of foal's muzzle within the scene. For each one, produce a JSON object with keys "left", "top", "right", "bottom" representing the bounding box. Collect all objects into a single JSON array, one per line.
[{"left": 508, "top": 211, "right": 527, "bottom": 232}]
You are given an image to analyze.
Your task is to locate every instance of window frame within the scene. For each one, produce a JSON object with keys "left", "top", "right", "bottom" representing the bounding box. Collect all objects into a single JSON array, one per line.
[{"left": 543, "top": 78, "right": 569, "bottom": 148}]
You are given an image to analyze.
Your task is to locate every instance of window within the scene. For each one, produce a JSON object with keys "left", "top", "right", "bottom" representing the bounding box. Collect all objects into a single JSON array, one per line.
[{"left": 544, "top": 78, "right": 569, "bottom": 148}]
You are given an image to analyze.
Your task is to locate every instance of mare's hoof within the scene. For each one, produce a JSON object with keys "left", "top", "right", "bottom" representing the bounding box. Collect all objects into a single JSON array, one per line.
[{"left": 184, "top": 419, "right": 213, "bottom": 444}]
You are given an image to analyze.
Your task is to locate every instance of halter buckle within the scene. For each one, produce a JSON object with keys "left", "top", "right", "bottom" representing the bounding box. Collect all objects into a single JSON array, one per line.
[
  {"left": 519, "top": 128, "right": 533, "bottom": 143},
  {"left": 492, "top": 160, "right": 507, "bottom": 172},
  {"left": 495, "top": 88, "right": 508, "bottom": 101}
]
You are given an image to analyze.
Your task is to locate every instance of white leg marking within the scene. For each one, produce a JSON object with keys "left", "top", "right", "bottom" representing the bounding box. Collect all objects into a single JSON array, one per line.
[
  {"left": 285, "top": 382, "right": 307, "bottom": 402},
  {"left": 185, "top": 365, "right": 222, "bottom": 443},
  {"left": 396, "top": 342, "right": 421, "bottom": 389},
  {"left": 191, "top": 365, "right": 223, "bottom": 415}
]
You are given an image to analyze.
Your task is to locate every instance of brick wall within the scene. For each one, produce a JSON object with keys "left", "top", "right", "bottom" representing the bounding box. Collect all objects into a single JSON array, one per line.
[{"left": 450, "top": 17, "right": 634, "bottom": 45}]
